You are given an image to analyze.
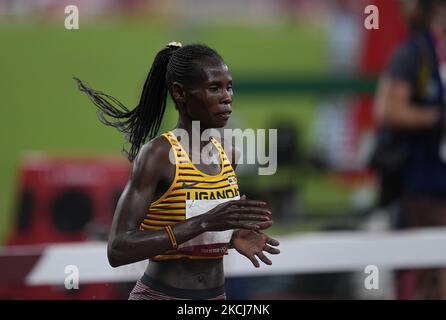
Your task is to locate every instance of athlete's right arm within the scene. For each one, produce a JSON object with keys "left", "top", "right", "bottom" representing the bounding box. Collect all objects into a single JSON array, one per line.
[{"left": 107, "top": 138, "right": 272, "bottom": 267}]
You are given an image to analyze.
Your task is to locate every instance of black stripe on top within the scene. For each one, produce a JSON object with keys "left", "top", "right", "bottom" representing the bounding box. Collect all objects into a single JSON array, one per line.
[
  {"left": 149, "top": 206, "right": 184, "bottom": 211},
  {"left": 173, "top": 185, "right": 232, "bottom": 191},
  {"left": 145, "top": 217, "right": 185, "bottom": 223},
  {"left": 148, "top": 211, "right": 185, "bottom": 216},
  {"left": 165, "top": 193, "right": 186, "bottom": 199},
  {"left": 177, "top": 177, "right": 228, "bottom": 184},
  {"left": 154, "top": 200, "right": 185, "bottom": 204},
  {"left": 178, "top": 173, "right": 204, "bottom": 177}
]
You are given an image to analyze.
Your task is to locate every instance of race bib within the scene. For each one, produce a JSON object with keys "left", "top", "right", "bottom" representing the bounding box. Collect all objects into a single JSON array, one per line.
[{"left": 178, "top": 196, "right": 240, "bottom": 256}]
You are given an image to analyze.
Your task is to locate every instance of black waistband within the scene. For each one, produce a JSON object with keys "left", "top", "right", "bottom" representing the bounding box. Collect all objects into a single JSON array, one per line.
[{"left": 140, "top": 273, "right": 225, "bottom": 300}]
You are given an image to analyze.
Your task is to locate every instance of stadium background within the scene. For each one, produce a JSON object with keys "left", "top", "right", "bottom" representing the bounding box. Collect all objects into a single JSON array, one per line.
[{"left": 0, "top": 0, "right": 414, "bottom": 299}]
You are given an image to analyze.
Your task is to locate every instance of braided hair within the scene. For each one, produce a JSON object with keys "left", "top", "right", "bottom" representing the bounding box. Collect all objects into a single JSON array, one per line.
[{"left": 74, "top": 43, "right": 223, "bottom": 161}]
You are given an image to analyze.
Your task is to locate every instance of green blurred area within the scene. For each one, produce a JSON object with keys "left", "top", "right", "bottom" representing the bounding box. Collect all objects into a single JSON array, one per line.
[{"left": 0, "top": 19, "right": 361, "bottom": 242}]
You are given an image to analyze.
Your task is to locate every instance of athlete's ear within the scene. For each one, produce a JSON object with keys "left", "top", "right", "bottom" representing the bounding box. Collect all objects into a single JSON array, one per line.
[{"left": 172, "top": 82, "right": 186, "bottom": 106}]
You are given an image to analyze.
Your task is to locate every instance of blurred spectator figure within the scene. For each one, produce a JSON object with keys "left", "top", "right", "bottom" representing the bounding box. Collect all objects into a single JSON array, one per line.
[
  {"left": 326, "top": 0, "right": 363, "bottom": 74},
  {"left": 373, "top": 0, "right": 446, "bottom": 299},
  {"left": 313, "top": 0, "right": 364, "bottom": 172}
]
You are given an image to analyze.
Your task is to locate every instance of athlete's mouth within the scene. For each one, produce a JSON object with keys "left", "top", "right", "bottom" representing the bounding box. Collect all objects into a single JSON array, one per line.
[{"left": 215, "top": 110, "right": 232, "bottom": 120}]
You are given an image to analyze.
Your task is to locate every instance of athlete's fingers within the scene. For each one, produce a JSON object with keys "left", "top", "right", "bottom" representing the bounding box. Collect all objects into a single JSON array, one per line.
[
  {"left": 226, "top": 204, "right": 271, "bottom": 217},
  {"left": 229, "top": 218, "right": 270, "bottom": 225},
  {"left": 231, "top": 199, "right": 268, "bottom": 208},
  {"left": 248, "top": 255, "right": 260, "bottom": 268},
  {"left": 263, "top": 245, "right": 280, "bottom": 255},
  {"left": 228, "top": 213, "right": 271, "bottom": 222},
  {"left": 265, "top": 237, "right": 280, "bottom": 247},
  {"left": 228, "top": 207, "right": 272, "bottom": 216},
  {"left": 256, "top": 221, "right": 273, "bottom": 230},
  {"left": 220, "top": 200, "right": 239, "bottom": 209},
  {"left": 256, "top": 251, "right": 272, "bottom": 265},
  {"left": 236, "top": 222, "right": 262, "bottom": 231}
]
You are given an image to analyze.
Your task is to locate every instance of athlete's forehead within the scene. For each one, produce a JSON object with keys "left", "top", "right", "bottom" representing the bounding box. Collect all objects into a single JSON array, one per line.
[
  {"left": 192, "top": 60, "right": 232, "bottom": 86},
  {"left": 204, "top": 63, "right": 232, "bottom": 82}
]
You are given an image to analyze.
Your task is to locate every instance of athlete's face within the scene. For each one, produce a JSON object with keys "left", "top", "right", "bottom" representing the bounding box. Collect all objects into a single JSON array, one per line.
[{"left": 184, "top": 60, "right": 233, "bottom": 129}]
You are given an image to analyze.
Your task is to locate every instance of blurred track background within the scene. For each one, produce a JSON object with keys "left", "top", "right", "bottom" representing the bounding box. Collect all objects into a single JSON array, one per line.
[{"left": 0, "top": 0, "right": 413, "bottom": 299}]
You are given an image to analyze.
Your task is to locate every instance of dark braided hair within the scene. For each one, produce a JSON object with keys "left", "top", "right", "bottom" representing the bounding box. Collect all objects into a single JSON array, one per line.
[{"left": 74, "top": 43, "right": 223, "bottom": 161}]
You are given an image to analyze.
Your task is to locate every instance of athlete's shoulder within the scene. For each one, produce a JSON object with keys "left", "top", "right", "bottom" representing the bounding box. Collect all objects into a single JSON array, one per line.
[{"left": 132, "top": 134, "right": 172, "bottom": 176}]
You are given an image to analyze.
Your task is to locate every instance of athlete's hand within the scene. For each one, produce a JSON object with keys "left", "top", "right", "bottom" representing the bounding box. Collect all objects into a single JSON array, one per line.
[
  {"left": 199, "top": 196, "right": 272, "bottom": 232},
  {"left": 231, "top": 229, "right": 280, "bottom": 268}
]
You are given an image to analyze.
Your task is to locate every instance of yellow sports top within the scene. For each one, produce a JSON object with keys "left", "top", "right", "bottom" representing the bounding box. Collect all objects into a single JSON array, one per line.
[{"left": 140, "top": 131, "right": 240, "bottom": 261}]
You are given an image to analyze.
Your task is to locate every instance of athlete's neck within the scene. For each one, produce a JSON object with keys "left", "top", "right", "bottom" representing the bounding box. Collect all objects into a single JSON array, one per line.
[{"left": 175, "top": 118, "right": 212, "bottom": 149}]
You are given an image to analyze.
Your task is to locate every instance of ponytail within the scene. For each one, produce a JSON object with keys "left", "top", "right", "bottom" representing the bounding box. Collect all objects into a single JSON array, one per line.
[{"left": 74, "top": 44, "right": 179, "bottom": 161}]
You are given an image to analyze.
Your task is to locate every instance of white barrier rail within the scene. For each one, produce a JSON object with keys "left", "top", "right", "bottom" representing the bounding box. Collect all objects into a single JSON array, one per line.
[{"left": 2, "top": 227, "right": 446, "bottom": 286}]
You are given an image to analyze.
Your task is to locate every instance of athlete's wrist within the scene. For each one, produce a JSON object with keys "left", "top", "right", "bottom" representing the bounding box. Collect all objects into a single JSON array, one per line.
[{"left": 228, "top": 229, "right": 240, "bottom": 249}]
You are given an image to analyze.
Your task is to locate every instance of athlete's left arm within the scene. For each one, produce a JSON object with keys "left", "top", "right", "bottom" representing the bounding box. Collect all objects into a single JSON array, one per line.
[{"left": 227, "top": 141, "right": 281, "bottom": 267}]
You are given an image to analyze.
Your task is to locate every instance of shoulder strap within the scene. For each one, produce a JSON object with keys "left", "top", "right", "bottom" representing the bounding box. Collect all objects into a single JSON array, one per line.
[
  {"left": 210, "top": 137, "right": 234, "bottom": 172},
  {"left": 162, "top": 131, "right": 189, "bottom": 165}
]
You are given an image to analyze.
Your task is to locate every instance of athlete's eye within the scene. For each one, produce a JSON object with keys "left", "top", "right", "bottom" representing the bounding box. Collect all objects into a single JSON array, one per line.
[{"left": 209, "top": 86, "right": 219, "bottom": 92}]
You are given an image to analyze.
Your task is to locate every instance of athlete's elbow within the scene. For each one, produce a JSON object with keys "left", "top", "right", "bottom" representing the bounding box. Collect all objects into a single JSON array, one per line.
[
  {"left": 108, "top": 247, "right": 122, "bottom": 268},
  {"left": 107, "top": 239, "right": 127, "bottom": 267}
]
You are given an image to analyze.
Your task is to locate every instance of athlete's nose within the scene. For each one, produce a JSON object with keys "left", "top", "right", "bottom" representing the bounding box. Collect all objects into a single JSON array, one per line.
[{"left": 221, "top": 88, "right": 233, "bottom": 105}]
